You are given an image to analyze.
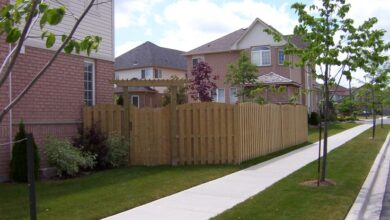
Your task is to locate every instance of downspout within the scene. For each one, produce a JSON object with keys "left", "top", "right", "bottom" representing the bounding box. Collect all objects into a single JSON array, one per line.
[{"left": 8, "top": 44, "right": 13, "bottom": 157}]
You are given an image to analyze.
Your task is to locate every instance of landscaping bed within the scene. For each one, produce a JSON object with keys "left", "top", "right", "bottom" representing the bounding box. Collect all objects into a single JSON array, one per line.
[{"left": 213, "top": 125, "right": 390, "bottom": 220}]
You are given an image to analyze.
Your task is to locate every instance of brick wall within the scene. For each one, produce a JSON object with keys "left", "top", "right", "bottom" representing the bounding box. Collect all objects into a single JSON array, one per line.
[
  {"left": 0, "top": 45, "right": 114, "bottom": 181},
  {"left": 186, "top": 48, "right": 305, "bottom": 104}
]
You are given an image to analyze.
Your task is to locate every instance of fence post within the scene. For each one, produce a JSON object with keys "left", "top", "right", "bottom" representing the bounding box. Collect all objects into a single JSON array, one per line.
[
  {"left": 170, "top": 86, "right": 178, "bottom": 165},
  {"left": 122, "top": 86, "right": 131, "bottom": 164},
  {"left": 233, "top": 104, "right": 241, "bottom": 164},
  {"left": 26, "top": 133, "right": 37, "bottom": 220}
]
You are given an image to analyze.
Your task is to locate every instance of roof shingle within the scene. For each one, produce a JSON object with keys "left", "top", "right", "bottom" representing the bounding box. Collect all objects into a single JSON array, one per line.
[{"left": 115, "top": 41, "right": 186, "bottom": 71}]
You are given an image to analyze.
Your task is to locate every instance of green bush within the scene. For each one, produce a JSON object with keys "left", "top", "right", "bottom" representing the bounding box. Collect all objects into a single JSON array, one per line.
[
  {"left": 45, "top": 137, "right": 95, "bottom": 177},
  {"left": 308, "top": 112, "right": 320, "bottom": 125},
  {"left": 106, "top": 133, "right": 129, "bottom": 168},
  {"left": 73, "top": 126, "right": 109, "bottom": 170},
  {"left": 10, "top": 122, "right": 40, "bottom": 182}
]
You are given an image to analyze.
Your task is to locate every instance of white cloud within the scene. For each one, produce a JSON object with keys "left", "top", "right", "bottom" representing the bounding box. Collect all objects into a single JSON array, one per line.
[
  {"left": 114, "top": 0, "right": 162, "bottom": 29},
  {"left": 158, "top": 0, "right": 297, "bottom": 51},
  {"left": 115, "top": 40, "right": 143, "bottom": 57}
]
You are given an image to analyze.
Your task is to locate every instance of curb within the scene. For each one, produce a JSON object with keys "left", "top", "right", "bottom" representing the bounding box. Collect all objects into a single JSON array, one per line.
[{"left": 345, "top": 131, "right": 390, "bottom": 220}]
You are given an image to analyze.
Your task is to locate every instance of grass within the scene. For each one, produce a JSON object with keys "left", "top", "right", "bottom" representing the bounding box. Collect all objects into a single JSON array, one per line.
[
  {"left": 0, "top": 122, "right": 358, "bottom": 220},
  {"left": 308, "top": 122, "right": 357, "bottom": 143},
  {"left": 213, "top": 125, "right": 390, "bottom": 220}
]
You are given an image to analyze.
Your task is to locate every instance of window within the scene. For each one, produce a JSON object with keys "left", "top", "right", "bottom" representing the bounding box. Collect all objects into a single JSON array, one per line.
[
  {"left": 212, "top": 88, "right": 225, "bottom": 103},
  {"left": 141, "top": 69, "right": 146, "bottom": 79},
  {"left": 251, "top": 46, "right": 271, "bottom": 66},
  {"left": 84, "top": 61, "right": 95, "bottom": 106},
  {"left": 192, "top": 56, "right": 204, "bottom": 66},
  {"left": 131, "top": 95, "right": 139, "bottom": 108},
  {"left": 230, "top": 87, "right": 238, "bottom": 104},
  {"left": 278, "top": 49, "right": 284, "bottom": 65},
  {"left": 154, "top": 69, "right": 162, "bottom": 79}
]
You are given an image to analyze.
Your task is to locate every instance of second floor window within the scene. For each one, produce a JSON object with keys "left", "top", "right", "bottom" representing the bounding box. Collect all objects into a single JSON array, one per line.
[
  {"left": 251, "top": 46, "right": 271, "bottom": 66},
  {"left": 154, "top": 69, "right": 162, "bottom": 78},
  {"left": 278, "top": 49, "right": 284, "bottom": 65},
  {"left": 141, "top": 69, "right": 146, "bottom": 79}
]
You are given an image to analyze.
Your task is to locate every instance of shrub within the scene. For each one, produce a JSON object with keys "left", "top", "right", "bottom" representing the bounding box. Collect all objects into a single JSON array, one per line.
[
  {"left": 309, "top": 112, "right": 320, "bottom": 125},
  {"left": 116, "top": 95, "right": 123, "bottom": 106},
  {"left": 106, "top": 133, "right": 129, "bottom": 167},
  {"left": 10, "top": 122, "right": 40, "bottom": 182},
  {"left": 73, "top": 126, "right": 109, "bottom": 170},
  {"left": 45, "top": 137, "right": 95, "bottom": 177}
]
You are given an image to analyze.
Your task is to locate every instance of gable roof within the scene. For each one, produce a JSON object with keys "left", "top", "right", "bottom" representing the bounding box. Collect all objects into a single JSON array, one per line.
[
  {"left": 257, "top": 72, "right": 300, "bottom": 86},
  {"left": 185, "top": 29, "right": 246, "bottom": 56},
  {"left": 115, "top": 41, "right": 186, "bottom": 71},
  {"left": 185, "top": 18, "right": 305, "bottom": 56}
]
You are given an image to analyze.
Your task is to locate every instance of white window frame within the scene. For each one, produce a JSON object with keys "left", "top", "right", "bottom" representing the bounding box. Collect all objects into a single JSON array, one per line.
[
  {"left": 251, "top": 46, "right": 271, "bottom": 66},
  {"left": 141, "top": 69, "right": 146, "bottom": 79},
  {"left": 230, "top": 87, "right": 238, "bottom": 104},
  {"left": 212, "top": 88, "right": 225, "bottom": 103},
  {"left": 154, "top": 68, "right": 162, "bottom": 79},
  {"left": 131, "top": 95, "right": 140, "bottom": 108},
  {"left": 192, "top": 56, "right": 204, "bottom": 67},
  {"left": 278, "top": 48, "right": 285, "bottom": 65},
  {"left": 84, "top": 60, "right": 95, "bottom": 106}
]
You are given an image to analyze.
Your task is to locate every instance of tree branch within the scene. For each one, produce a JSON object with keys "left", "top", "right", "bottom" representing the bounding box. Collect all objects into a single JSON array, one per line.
[
  {"left": 0, "top": 0, "right": 96, "bottom": 122},
  {"left": 0, "top": 0, "right": 40, "bottom": 88}
]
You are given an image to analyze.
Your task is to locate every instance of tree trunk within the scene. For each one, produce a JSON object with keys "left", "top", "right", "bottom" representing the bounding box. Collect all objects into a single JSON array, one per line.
[
  {"left": 372, "top": 87, "right": 376, "bottom": 139},
  {"left": 381, "top": 104, "right": 384, "bottom": 128},
  {"left": 321, "top": 64, "right": 329, "bottom": 182}
]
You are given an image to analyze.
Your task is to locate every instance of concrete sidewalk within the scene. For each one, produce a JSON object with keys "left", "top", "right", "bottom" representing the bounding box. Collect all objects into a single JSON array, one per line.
[{"left": 104, "top": 124, "right": 372, "bottom": 220}]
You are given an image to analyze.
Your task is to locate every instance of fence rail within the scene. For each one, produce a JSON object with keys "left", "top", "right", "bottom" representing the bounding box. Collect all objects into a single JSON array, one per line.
[{"left": 83, "top": 102, "right": 308, "bottom": 165}]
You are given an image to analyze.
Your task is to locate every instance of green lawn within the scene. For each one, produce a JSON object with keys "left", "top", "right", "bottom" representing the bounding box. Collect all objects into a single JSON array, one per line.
[
  {"left": 0, "top": 122, "right": 358, "bottom": 220},
  {"left": 213, "top": 125, "right": 390, "bottom": 220},
  {"left": 308, "top": 122, "right": 357, "bottom": 143}
]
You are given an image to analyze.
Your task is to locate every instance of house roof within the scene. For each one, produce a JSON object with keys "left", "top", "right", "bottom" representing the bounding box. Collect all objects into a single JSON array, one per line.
[
  {"left": 257, "top": 72, "right": 300, "bottom": 86},
  {"left": 115, "top": 41, "right": 187, "bottom": 71},
  {"left": 185, "top": 18, "right": 305, "bottom": 56},
  {"left": 185, "top": 29, "right": 246, "bottom": 55}
]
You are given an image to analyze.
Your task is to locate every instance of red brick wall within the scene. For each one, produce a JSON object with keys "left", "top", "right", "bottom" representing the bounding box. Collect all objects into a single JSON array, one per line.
[
  {"left": 0, "top": 45, "right": 113, "bottom": 181},
  {"left": 186, "top": 47, "right": 305, "bottom": 104}
]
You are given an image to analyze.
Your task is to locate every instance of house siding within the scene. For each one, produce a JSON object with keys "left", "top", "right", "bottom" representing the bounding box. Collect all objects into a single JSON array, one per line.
[
  {"left": 115, "top": 67, "right": 186, "bottom": 93},
  {"left": 24, "top": 0, "right": 114, "bottom": 61}
]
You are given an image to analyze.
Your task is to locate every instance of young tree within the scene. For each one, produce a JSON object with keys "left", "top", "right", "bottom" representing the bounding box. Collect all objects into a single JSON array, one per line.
[
  {"left": 364, "top": 65, "right": 389, "bottom": 137},
  {"left": 188, "top": 61, "right": 218, "bottom": 102},
  {"left": 226, "top": 51, "right": 259, "bottom": 102},
  {"left": 267, "top": 0, "right": 389, "bottom": 182},
  {"left": 0, "top": 0, "right": 104, "bottom": 123}
]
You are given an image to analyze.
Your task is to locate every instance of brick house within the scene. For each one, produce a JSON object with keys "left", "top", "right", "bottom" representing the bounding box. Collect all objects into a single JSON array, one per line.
[
  {"left": 184, "top": 18, "right": 318, "bottom": 112},
  {"left": 114, "top": 41, "right": 186, "bottom": 108},
  {"left": 0, "top": 0, "right": 114, "bottom": 181},
  {"left": 330, "top": 85, "right": 350, "bottom": 102}
]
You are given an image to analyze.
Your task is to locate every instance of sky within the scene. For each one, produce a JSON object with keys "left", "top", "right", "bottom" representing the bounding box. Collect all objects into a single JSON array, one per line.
[{"left": 114, "top": 0, "right": 390, "bottom": 87}]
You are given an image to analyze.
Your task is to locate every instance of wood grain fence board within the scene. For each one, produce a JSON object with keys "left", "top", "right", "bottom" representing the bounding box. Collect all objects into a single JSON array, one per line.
[{"left": 83, "top": 103, "right": 308, "bottom": 166}]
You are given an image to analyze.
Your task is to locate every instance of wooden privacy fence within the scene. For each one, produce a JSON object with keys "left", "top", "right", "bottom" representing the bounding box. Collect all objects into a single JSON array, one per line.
[{"left": 83, "top": 103, "right": 308, "bottom": 165}]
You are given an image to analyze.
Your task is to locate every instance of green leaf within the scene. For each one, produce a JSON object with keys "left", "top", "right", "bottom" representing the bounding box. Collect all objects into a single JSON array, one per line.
[
  {"left": 61, "top": 34, "right": 67, "bottom": 42},
  {"left": 46, "top": 33, "right": 56, "bottom": 48},
  {"left": 46, "top": 7, "right": 65, "bottom": 26},
  {"left": 6, "top": 28, "right": 21, "bottom": 43},
  {"left": 39, "top": 3, "right": 49, "bottom": 13},
  {"left": 40, "top": 13, "right": 47, "bottom": 29}
]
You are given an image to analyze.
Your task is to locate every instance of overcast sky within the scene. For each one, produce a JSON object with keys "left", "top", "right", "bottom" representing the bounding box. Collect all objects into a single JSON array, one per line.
[{"left": 114, "top": 0, "right": 390, "bottom": 87}]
